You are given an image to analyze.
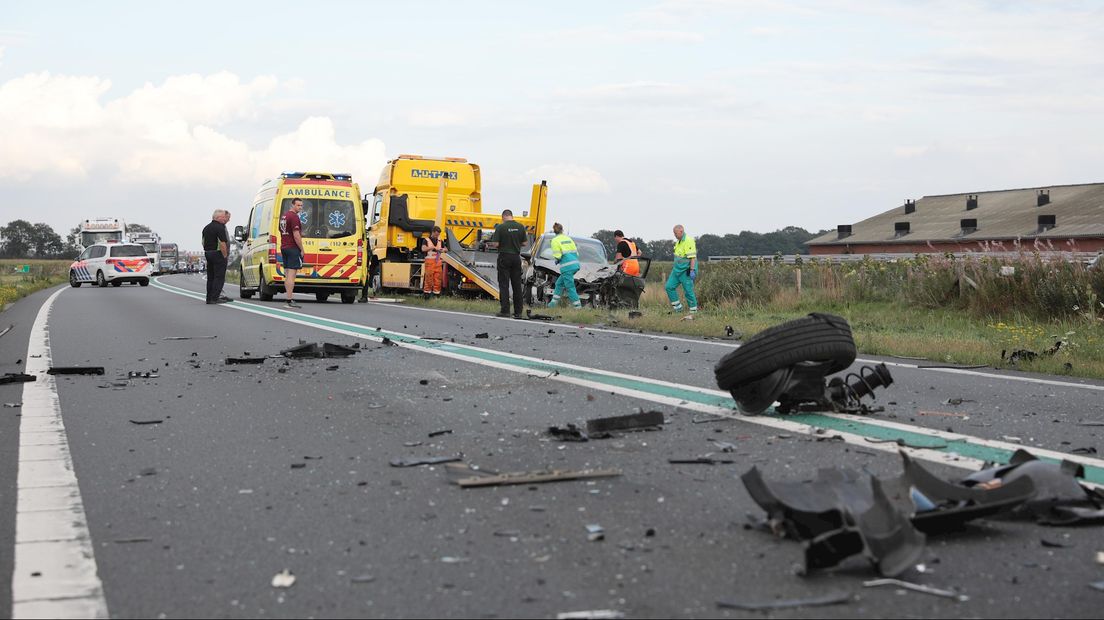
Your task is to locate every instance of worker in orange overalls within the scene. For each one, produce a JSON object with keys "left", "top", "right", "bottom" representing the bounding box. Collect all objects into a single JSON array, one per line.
[
  {"left": 613, "top": 230, "right": 641, "bottom": 277},
  {"left": 421, "top": 226, "right": 447, "bottom": 299}
]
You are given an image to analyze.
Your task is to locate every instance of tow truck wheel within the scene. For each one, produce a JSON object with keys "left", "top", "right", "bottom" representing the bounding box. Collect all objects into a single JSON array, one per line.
[
  {"left": 96, "top": 271, "right": 108, "bottom": 287},
  {"left": 315, "top": 292, "right": 330, "bottom": 303},
  {"left": 340, "top": 292, "right": 356, "bottom": 304},
  {"left": 239, "top": 271, "right": 255, "bottom": 299},
  {"left": 70, "top": 271, "right": 81, "bottom": 288}
]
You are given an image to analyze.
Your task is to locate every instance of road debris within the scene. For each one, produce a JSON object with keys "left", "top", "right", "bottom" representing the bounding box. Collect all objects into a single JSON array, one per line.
[
  {"left": 556, "top": 611, "right": 625, "bottom": 620},
  {"left": 1090, "top": 581, "right": 1104, "bottom": 592},
  {"left": 280, "top": 342, "right": 359, "bottom": 358},
  {"left": 164, "top": 336, "right": 218, "bottom": 340},
  {"left": 47, "top": 366, "right": 105, "bottom": 375},
  {"left": 225, "top": 357, "right": 265, "bottom": 365},
  {"left": 128, "top": 419, "right": 163, "bottom": 425},
  {"left": 428, "top": 429, "right": 453, "bottom": 438},
  {"left": 547, "top": 424, "right": 592, "bottom": 442},
  {"left": 113, "top": 537, "right": 153, "bottom": 544},
  {"left": 526, "top": 310, "right": 557, "bottom": 321},
  {"left": 960, "top": 449, "right": 1104, "bottom": 525},
  {"left": 586, "top": 410, "right": 664, "bottom": 434},
  {"left": 1, "top": 370, "right": 36, "bottom": 381},
  {"left": 715, "top": 591, "right": 853, "bottom": 611},
  {"left": 447, "top": 464, "right": 621, "bottom": 488},
  {"left": 863, "top": 578, "right": 968, "bottom": 602},
  {"left": 863, "top": 437, "right": 949, "bottom": 449},
  {"left": 475, "top": 333, "right": 489, "bottom": 339},
  {"left": 389, "top": 455, "right": 463, "bottom": 468},
  {"left": 0, "top": 324, "right": 12, "bottom": 339},
  {"left": 586, "top": 524, "right": 605, "bottom": 541},
  {"left": 3, "top": 402, "right": 21, "bottom": 408},
  {"left": 271, "top": 569, "right": 296, "bottom": 588}
]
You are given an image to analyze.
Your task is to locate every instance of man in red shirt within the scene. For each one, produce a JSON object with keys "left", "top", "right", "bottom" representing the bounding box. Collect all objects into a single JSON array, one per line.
[{"left": 279, "top": 198, "right": 305, "bottom": 309}]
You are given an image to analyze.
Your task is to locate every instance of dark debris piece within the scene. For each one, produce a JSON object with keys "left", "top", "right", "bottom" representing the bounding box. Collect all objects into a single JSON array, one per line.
[
  {"left": 128, "top": 419, "right": 163, "bottom": 425},
  {"left": 389, "top": 455, "right": 463, "bottom": 468},
  {"left": 428, "top": 429, "right": 453, "bottom": 438},
  {"left": 668, "top": 457, "right": 735, "bottom": 465},
  {"left": 226, "top": 357, "right": 265, "bottom": 365},
  {"left": 0, "top": 373, "right": 36, "bottom": 385},
  {"left": 47, "top": 366, "right": 105, "bottom": 375},
  {"left": 586, "top": 410, "right": 664, "bottom": 434},
  {"left": 280, "top": 342, "right": 359, "bottom": 358},
  {"left": 959, "top": 449, "right": 1104, "bottom": 525},
  {"left": 475, "top": 333, "right": 490, "bottom": 339}
]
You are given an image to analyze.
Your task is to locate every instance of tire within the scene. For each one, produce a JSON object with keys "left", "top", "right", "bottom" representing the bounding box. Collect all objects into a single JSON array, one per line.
[
  {"left": 259, "top": 270, "right": 275, "bottom": 302},
  {"left": 315, "top": 292, "right": 330, "bottom": 303},
  {"left": 340, "top": 292, "right": 356, "bottom": 304},
  {"left": 70, "top": 271, "right": 81, "bottom": 288},
  {"left": 139, "top": 279, "right": 149, "bottom": 287},
  {"left": 714, "top": 313, "right": 856, "bottom": 391},
  {"left": 96, "top": 271, "right": 108, "bottom": 287},
  {"left": 111, "top": 281, "right": 122, "bottom": 287},
  {"left": 239, "top": 271, "right": 255, "bottom": 299}
]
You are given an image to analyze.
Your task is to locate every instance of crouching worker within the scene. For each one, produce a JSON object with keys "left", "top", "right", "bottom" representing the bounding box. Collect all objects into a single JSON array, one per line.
[{"left": 549, "top": 223, "right": 582, "bottom": 308}]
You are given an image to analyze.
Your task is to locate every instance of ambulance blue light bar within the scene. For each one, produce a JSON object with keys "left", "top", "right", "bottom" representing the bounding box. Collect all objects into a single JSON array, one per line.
[{"left": 280, "top": 171, "right": 353, "bottom": 181}]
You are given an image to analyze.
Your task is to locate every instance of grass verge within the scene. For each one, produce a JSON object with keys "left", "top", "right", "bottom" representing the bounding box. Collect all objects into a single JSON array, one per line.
[
  {"left": 397, "top": 286, "right": 1104, "bottom": 380},
  {"left": 0, "top": 259, "right": 70, "bottom": 309}
]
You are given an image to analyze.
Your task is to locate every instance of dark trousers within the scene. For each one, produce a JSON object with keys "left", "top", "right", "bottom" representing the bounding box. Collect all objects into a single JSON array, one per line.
[
  {"left": 497, "top": 253, "right": 523, "bottom": 316},
  {"left": 205, "top": 251, "right": 227, "bottom": 302}
]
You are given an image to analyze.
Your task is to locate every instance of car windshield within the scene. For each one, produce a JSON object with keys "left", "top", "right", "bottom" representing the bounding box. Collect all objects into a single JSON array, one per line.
[
  {"left": 537, "top": 235, "right": 607, "bottom": 264},
  {"left": 111, "top": 245, "right": 148, "bottom": 257},
  {"left": 81, "top": 231, "right": 122, "bottom": 246},
  {"left": 140, "top": 243, "right": 158, "bottom": 253},
  {"left": 281, "top": 198, "right": 357, "bottom": 239}
]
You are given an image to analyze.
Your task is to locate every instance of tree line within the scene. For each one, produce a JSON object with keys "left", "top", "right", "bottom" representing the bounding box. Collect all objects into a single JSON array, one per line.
[
  {"left": 0, "top": 221, "right": 152, "bottom": 259},
  {"left": 591, "top": 226, "right": 827, "bottom": 260}
]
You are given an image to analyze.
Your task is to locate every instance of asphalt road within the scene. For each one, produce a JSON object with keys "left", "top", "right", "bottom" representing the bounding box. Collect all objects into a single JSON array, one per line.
[{"left": 2, "top": 274, "right": 1103, "bottom": 618}]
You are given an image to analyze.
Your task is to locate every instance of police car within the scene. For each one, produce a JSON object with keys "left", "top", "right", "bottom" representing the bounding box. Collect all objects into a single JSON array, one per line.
[{"left": 69, "top": 242, "right": 153, "bottom": 288}]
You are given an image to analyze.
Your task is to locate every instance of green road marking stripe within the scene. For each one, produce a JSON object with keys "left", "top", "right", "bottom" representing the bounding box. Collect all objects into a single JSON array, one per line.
[{"left": 155, "top": 278, "right": 1104, "bottom": 485}]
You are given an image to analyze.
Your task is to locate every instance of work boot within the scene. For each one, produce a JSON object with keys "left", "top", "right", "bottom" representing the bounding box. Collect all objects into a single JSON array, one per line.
[
  {"left": 423, "top": 292, "right": 430, "bottom": 300},
  {"left": 495, "top": 311, "right": 511, "bottom": 318}
]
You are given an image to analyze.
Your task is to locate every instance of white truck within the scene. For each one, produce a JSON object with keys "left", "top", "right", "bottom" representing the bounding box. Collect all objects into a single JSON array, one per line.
[
  {"left": 129, "top": 231, "right": 162, "bottom": 275},
  {"left": 77, "top": 217, "right": 127, "bottom": 252}
]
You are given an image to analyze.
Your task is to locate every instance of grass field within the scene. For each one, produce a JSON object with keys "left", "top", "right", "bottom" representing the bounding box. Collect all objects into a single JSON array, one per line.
[
  {"left": 0, "top": 259, "right": 70, "bottom": 309},
  {"left": 399, "top": 281, "right": 1104, "bottom": 380}
]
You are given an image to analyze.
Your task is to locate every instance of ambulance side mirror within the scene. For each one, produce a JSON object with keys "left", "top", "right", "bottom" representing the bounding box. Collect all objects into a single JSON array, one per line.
[{"left": 233, "top": 226, "right": 245, "bottom": 242}]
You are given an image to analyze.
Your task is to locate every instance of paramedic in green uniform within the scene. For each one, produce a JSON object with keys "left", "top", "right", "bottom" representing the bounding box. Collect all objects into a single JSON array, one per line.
[
  {"left": 548, "top": 223, "right": 582, "bottom": 308},
  {"left": 665, "top": 224, "right": 698, "bottom": 314}
]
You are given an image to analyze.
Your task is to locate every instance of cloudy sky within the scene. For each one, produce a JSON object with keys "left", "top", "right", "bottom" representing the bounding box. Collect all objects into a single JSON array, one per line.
[{"left": 3, "top": 1, "right": 1103, "bottom": 249}]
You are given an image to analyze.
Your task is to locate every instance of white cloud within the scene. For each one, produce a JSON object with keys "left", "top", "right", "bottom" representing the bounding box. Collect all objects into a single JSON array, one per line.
[
  {"left": 405, "top": 107, "right": 469, "bottom": 128},
  {"left": 0, "top": 71, "right": 385, "bottom": 187},
  {"left": 524, "top": 164, "right": 610, "bottom": 194},
  {"left": 542, "top": 27, "right": 705, "bottom": 45}
]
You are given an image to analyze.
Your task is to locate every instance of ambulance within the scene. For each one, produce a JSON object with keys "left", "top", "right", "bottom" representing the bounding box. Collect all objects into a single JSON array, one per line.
[{"left": 235, "top": 172, "right": 366, "bottom": 304}]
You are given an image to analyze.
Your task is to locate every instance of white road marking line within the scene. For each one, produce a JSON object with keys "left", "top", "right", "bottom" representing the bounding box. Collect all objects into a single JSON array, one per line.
[
  {"left": 12, "top": 287, "right": 108, "bottom": 619},
  {"left": 153, "top": 278, "right": 1104, "bottom": 484},
  {"left": 357, "top": 295, "right": 1104, "bottom": 393}
]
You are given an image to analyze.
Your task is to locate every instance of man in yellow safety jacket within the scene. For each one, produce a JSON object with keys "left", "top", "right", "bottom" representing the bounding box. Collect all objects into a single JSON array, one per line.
[
  {"left": 549, "top": 223, "right": 582, "bottom": 308},
  {"left": 665, "top": 224, "right": 698, "bottom": 314}
]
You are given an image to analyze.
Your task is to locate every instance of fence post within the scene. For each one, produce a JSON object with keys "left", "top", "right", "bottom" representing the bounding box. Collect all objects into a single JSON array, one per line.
[{"left": 795, "top": 268, "right": 802, "bottom": 296}]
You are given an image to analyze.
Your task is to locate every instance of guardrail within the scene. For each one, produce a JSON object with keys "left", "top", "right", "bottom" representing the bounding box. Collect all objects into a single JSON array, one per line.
[{"left": 706, "top": 252, "right": 1102, "bottom": 265}]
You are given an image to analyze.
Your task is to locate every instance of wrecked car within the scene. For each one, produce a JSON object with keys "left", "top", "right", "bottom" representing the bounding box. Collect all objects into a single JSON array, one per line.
[{"left": 522, "top": 233, "right": 651, "bottom": 309}]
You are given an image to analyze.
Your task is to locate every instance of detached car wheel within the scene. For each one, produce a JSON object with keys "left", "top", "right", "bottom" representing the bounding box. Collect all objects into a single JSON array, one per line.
[
  {"left": 714, "top": 313, "right": 856, "bottom": 391},
  {"left": 69, "top": 271, "right": 81, "bottom": 288}
]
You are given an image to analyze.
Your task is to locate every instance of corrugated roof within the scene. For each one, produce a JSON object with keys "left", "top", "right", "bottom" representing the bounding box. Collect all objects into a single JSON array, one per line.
[{"left": 809, "top": 182, "right": 1104, "bottom": 246}]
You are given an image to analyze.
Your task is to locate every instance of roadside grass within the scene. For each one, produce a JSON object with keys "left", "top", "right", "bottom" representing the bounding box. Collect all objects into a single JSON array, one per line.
[
  {"left": 0, "top": 259, "right": 70, "bottom": 309},
  {"left": 397, "top": 284, "right": 1104, "bottom": 380}
]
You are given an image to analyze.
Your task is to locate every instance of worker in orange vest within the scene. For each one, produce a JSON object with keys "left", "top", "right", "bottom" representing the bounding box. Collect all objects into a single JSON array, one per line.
[
  {"left": 421, "top": 226, "right": 447, "bottom": 299},
  {"left": 613, "top": 230, "right": 641, "bottom": 277}
]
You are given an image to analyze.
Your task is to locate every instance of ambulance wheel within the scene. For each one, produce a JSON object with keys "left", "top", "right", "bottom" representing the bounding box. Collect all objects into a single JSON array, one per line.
[
  {"left": 340, "top": 292, "right": 356, "bottom": 304},
  {"left": 713, "top": 313, "right": 856, "bottom": 391},
  {"left": 96, "top": 271, "right": 108, "bottom": 287},
  {"left": 111, "top": 280, "right": 122, "bottom": 287},
  {"left": 315, "top": 292, "right": 330, "bottom": 303},
  {"left": 139, "top": 279, "right": 149, "bottom": 287},
  {"left": 239, "top": 271, "right": 255, "bottom": 299},
  {"left": 259, "top": 271, "right": 275, "bottom": 302},
  {"left": 70, "top": 271, "right": 81, "bottom": 288}
]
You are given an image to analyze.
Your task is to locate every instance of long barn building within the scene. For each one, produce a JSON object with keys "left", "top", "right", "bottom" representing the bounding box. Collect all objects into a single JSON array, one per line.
[{"left": 807, "top": 183, "right": 1104, "bottom": 255}]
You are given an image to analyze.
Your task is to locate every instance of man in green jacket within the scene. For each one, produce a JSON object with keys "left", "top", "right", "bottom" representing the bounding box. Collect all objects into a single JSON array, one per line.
[
  {"left": 548, "top": 223, "right": 582, "bottom": 308},
  {"left": 665, "top": 224, "right": 698, "bottom": 314}
]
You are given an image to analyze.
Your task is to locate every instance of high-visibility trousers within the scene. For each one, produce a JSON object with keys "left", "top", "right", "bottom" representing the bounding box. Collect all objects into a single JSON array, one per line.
[{"left": 423, "top": 258, "right": 443, "bottom": 294}]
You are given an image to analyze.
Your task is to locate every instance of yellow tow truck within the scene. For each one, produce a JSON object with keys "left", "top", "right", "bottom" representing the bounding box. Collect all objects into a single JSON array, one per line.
[{"left": 363, "top": 155, "right": 547, "bottom": 298}]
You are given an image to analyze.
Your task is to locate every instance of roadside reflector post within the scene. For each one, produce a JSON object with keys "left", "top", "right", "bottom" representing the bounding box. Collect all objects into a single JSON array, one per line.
[{"left": 796, "top": 267, "right": 802, "bottom": 296}]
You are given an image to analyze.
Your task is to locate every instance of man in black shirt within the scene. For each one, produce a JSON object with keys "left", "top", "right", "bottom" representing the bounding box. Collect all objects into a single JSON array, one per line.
[
  {"left": 488, "top": 209, "right": 528, "bottom": 318},
  {"left": 201, "top": 210, "right": 232, "bottom": 304}
]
